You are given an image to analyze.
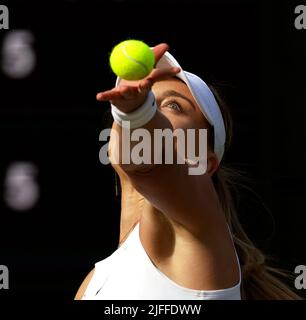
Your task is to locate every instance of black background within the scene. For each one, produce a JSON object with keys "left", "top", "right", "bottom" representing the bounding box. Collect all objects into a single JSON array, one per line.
[{"left": 0, "top": 0, "right": 305, "bottom": 300}]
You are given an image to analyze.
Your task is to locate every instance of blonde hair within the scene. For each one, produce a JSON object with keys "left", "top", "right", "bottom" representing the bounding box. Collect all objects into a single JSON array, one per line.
[{"left": 209, "top": 85, "right": 301, "bottom": 299}]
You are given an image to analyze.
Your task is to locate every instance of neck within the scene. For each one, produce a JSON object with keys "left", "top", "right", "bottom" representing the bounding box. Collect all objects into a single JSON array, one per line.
[{"left": 118, "top": 176, "right": 144, "bottom": 246}]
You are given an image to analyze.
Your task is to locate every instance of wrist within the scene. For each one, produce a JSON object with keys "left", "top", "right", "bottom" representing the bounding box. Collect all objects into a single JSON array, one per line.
[{"left": 111, "top": 91, "right": 157, "bottom": 129}]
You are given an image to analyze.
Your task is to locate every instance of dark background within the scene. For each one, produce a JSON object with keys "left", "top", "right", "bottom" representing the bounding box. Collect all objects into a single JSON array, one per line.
[{"left": 0, "top": 0, "right": 305, "bottom": 299}]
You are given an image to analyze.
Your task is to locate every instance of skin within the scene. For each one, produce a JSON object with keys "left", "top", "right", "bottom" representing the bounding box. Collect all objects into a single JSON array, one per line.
[{"left": 75, "top": 44, "right": 240, "bottom": 300}]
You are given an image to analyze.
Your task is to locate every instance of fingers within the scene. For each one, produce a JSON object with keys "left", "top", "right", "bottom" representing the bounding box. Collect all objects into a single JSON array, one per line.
[
  {"left": 137, "top": 66, "right": 180, "bottom": 93},
  {"left": 96, "top": 85, "right": 139, "bottom": 102},
  {"left": 97, "top": 66, "right": 181, "bottom": 102},
  {"left": 152, "top": 43, "right": 169, "bottom": 65},
  {"left": 119, "top": 85, "right": 139, "bottom": 99},
  {"left": 149, "top": 66, "right": 181, "bottom": 81},
  {"left": 138, "top": 77, "right": 154, "bottom": 93},
  {"left": 96, "top": 89, "right": 121, "bottom": 101},
  {"left": 141, "top": 67, "right": 180, "bottom": 89}
]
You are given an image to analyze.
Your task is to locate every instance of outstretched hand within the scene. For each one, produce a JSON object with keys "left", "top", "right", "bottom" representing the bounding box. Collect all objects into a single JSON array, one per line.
[{"left": 96, "top": 43, "right": 180, "bottom": 113}]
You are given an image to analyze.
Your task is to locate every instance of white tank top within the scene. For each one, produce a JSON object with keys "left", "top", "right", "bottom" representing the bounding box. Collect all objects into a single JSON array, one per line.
[{"left": 82, "top": 222, "right": 241, "bottom": 300}]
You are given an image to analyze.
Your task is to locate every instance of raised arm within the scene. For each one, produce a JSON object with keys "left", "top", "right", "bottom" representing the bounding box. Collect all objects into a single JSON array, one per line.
[{"left": 97, "top": 43, "right": 220, "bottom": 235}]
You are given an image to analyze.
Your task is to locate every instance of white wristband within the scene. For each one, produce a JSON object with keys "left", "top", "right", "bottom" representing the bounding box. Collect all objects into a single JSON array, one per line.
[{"left": 111, "top": 91, "right": 157, "bottom": 129}]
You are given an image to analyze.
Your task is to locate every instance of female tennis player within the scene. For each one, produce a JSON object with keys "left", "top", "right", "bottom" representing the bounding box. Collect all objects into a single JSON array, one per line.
[{"left": 75, "top": 43, "right": 300, "bottom": 300}]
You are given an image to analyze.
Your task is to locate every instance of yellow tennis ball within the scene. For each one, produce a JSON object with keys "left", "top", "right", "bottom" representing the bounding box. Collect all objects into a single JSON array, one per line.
[{"left": 109, "top": 40, "right": 155, "bottom": 81}]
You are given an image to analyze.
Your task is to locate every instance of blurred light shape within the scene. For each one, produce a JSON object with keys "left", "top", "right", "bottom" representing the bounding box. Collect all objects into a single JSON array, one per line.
[
  {"left": 1, "top": 30, "right": 36, "bottom": 79},
  {"left": 4, "top": 162, "right": 40, "bottom": 211}
]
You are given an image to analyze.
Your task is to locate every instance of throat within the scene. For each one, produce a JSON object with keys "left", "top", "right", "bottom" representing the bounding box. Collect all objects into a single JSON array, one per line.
[{"left": 118, "top": 186, "right": 144, "bottom": 247}]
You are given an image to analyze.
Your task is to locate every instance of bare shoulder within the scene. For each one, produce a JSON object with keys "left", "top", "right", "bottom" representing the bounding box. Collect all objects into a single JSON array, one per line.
[{"left": 74, "top": 268, "right": 95, "bottom": 300}]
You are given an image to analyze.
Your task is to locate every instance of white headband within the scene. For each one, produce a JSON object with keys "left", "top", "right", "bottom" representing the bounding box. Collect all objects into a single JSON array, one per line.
[{"left": 114, "top": 51, "right": 226, "bottom": 162}]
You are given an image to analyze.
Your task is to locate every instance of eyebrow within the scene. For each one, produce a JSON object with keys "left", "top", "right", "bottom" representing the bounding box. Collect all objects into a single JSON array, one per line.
[{"left": 159, "top": 90, "right": 196, "bottom": 110}]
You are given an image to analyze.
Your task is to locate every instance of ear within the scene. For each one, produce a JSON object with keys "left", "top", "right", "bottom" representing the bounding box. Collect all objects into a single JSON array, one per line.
[{"left": 206, "top": 151, "right": 219, "bottom": 176}]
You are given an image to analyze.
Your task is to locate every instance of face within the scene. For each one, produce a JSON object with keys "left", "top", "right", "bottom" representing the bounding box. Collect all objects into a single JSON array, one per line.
[
  {"left": 109, "top": 77, "right": 219, "bottom": 176},
  {"left": 152, "top": 77, "right": 209, "bottom": 133}
]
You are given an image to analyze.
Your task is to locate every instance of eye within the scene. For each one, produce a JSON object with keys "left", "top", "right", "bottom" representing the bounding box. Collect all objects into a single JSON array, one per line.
[{"left": 163, "top": 101, "right": 181, "bottom": 112}]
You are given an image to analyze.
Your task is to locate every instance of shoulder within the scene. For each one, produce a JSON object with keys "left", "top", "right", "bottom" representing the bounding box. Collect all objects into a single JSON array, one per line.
[
  {"left": 74, "top": 268, "right": 95, "bottom": 300},
  {"left": 74, "top": 252, "right": 123, "bottom": 300}
]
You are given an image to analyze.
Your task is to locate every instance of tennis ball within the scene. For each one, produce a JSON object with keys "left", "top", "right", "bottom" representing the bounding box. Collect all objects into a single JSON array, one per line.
[{"left": 109, "top": 40, "right": 155, "bottom": 81}]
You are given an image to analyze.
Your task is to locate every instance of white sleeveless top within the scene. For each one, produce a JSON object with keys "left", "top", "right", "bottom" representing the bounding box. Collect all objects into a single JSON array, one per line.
[{"left": 82, "top": 222, "right": 241, "bottom": 300}]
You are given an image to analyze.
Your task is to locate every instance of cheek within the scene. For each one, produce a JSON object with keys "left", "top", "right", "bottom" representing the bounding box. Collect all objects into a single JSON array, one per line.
[
  {"left": 169, "top": 115, "right": 209, "bottom": 156},
  {"left": 164, "top": 114, "right": 196, "bottom": 131}
]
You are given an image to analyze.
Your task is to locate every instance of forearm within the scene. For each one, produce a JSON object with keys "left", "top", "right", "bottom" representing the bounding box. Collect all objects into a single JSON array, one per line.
[{"left": 112, "top": 93, "right": 173, "bottom": 173}]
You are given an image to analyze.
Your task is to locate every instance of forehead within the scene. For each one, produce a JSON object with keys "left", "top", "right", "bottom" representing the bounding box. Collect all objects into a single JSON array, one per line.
[{"left": 152, "top": 77, "right": 190, "bottom": 95}]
